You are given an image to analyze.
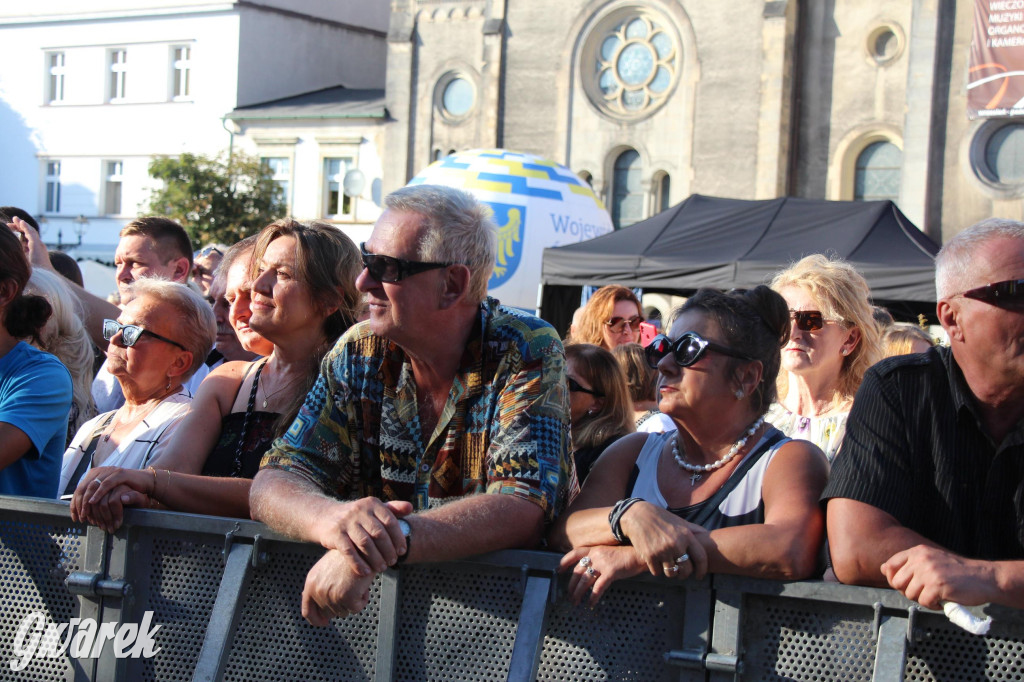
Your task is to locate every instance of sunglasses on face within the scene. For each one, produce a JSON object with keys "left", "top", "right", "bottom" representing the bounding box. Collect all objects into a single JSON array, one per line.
[
  {"left": 645, "top": 332, "right": 753, "bottom": 369},
  {"left": 604, "top": 315, "right": 643, "bottom": 334},
  {"left": 195, "top": 246, "right": 223, "bottom": 259},
  {"left": 958, "top": 279, "right": 1024, "bottom": 309},
  {"left": 567, "top": 376, "right": 604, "bottom": 397},
  {"left": 103, "top": 319, "right": 188, "bottom": 351},
  {"left": 359, "top": 243, "right": 451, "bottom": 283},
  {"left": 788, "top": 310, "right": 839, "bottom": 332}
]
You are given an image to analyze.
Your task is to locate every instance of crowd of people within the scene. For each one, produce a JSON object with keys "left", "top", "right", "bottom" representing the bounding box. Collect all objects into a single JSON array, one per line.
[{"left": 1, "top": 191, "right": 1022, "bottom": 625}]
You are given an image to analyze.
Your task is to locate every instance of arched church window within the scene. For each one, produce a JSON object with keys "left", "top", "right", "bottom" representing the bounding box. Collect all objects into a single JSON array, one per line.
[
  {"left": 854, "top": 141, "right": 901, "bottom": 202},
  {"left": 583, "top": 10, "right": 680, "bottom": 120},
  {"left": 612, "top": 149, "right": 643, "bottom": 228},
  {"left": 654, "top": 172, "right": 671, "bottom": 212}
]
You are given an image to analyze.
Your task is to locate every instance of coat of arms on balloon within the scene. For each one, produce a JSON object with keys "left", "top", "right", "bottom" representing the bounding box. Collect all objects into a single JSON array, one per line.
[{"left": 408, "top": 149, "right": 614, "bottom": 311}]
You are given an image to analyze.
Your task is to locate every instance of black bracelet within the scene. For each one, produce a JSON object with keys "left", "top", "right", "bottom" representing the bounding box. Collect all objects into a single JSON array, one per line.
[{"left": 609, "top": 497, "right": 644, "bottom": 544}]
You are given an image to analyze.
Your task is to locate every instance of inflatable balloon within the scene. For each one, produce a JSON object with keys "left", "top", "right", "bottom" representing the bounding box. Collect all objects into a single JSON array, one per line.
[{"left": 407, "top": 149, "right": 613, "bottom": 310}]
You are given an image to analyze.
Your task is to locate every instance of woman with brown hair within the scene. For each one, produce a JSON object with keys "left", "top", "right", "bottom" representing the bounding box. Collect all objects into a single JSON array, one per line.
[
  {"left": 613, "top": 342, "right": 676, "bottom": 433},
  {"left": 565, "top": 343, "right": 635, "bottom": 482},
  {"left": 569, "top": 285, "right": 643, "bottom": 350},
  {"left": 71, "top": 220, "right": 363, "bottom": 531}
]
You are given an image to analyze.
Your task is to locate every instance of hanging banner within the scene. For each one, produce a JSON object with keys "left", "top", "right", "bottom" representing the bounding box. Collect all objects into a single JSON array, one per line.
[{"left": 969, "top": 0, "right": 1024, "bottom": 118}]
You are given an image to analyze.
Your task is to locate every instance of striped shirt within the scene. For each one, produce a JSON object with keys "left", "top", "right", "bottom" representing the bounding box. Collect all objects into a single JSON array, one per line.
[
  {"left": 823, "top": 346, "right": 1024, "bottom": 560},
  {"left": 261, "top": 298, "right": 576, "bottom": 522}
]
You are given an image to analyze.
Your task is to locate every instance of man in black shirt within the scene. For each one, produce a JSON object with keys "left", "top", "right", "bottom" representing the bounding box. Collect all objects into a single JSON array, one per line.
[{"left": 824, "top": 218, "right": 1024, "bottom": 610}]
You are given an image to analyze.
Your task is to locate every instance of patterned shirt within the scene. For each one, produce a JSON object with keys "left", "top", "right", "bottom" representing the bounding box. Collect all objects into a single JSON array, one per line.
[{"left": 261, "top": 298, "right": 576, "bottom": 522}]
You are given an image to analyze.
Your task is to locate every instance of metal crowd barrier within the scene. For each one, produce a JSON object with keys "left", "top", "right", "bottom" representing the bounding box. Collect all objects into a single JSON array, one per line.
[{"left": 1, "top": 496, "right": 1022, "bottom": 681}]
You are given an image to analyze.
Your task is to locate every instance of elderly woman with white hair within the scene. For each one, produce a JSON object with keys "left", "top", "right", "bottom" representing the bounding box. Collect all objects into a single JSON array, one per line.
[{"left": 58, "top": 278, "right": 215, "bottom": 497}]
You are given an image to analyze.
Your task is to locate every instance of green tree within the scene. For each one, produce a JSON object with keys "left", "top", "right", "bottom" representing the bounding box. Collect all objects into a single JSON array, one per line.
[{"left": 145, "top": 150, "right": 286, "bottom": 246}]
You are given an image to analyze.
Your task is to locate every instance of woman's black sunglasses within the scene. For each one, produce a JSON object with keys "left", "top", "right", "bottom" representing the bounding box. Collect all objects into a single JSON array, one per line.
[
  {"left": 567, "top": 376, "right": 604, "bottom": 397},
  {"left": 789, "top": 310, "right": 834, "bottom": 332},
  {"left": 645, "top": 332, "right": 753, "bottom": 369},
  {"left": 103, "top": 319, "right": 188, "bottom": 351},
  {"left": 360, "top": 243, "right": 451, "bottom": 283},
  {"left": 958, "top": 279, "right": 1024, "bottom": 309}
]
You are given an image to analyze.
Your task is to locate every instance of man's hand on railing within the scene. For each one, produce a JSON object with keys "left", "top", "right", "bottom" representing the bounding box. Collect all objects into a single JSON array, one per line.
[
  {"left": 882, "top": 544, "right": 1002, "bottom": 610},
  {"left": 314, "top": 497, "right": 413, "bottom": 576},
  {"left": 302, "top": 549, "right": 375, "bottom": 626}
]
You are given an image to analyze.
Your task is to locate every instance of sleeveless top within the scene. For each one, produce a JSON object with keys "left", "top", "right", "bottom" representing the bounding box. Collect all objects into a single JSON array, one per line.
[
  {"left": 201, "top": 360, "right": 281, "bottom": 479},
  {"left": 764, "top": 402, "right": 847, "bottom": 463},
  {"left": 627, "top": 427, "right": 790, "bottom": 530}
]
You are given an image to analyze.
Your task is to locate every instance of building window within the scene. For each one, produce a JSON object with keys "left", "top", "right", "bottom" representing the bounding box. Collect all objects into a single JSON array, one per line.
[
  {"left": 612, "top": 149, "right": 643, "bottom": 228},
  {"left": 261, "top": 157, "right": 290, "bottom": 208},
  {"left": 854, "top": 141, "right": 901, "bottom": 202},
  {"left": 109, "top": 49, "right": 127, "bottom": 101},
  {"left": 655, "top": 172, "right": 671, "bottom": 212},
  {"left": 435, "top": 72, "right": 476, "bottom": 122},
  {"left": 583, "top": 10, "right": 680, "bottom": 120},
  {"left": 172, "top": 46, "right": 191, "bottom": 99},
  {"left": 984, "top": 123, "right": 1024, "bottom": 185},
  {"left": 104, "top": 161, "right": 123, "bottom": 215},
  {"left": 45, "top": 161, "right": 61, "bottom": 213},
  {"left": 47, "top": 52, "right": 66, "bottom": 103},
  {"left": 323, "top": 157, "right": 353, "bottom": 217}
]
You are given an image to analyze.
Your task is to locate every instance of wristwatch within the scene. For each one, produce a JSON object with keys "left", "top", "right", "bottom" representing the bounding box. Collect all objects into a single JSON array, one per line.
[{"left": 396, "top": 518, "right": 412, "bottom": 566}]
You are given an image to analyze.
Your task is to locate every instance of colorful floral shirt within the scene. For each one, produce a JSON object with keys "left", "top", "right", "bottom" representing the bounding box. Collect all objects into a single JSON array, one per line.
[
  {"left": 260, "top": 298, "right": 576, "bottom": 522},
  {"left": 764, "top": 402, "right": 848, "bottom": 463}
]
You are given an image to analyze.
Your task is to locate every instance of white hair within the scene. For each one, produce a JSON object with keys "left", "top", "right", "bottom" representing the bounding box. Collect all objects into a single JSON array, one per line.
[
  {"left": 936, "top": 218, "right": 1024, "bottom": 299},
  {"left": 25, "top": 269, "right": 96, "bottom": 437},
  {"left": 126, "top": 278, "right": 216, "bottom": 379},
  {"left": 385, "top": 185, "right": 497, "bottom": 303}
]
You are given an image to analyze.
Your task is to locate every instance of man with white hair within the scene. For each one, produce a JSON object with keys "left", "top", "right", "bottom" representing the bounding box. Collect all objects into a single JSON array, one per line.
[
  {"left": 251, "top": 184, "right": 575, "bottom": 625},
  {"left": 825, "top": 218, "right": 1024, "bottom": 609}
]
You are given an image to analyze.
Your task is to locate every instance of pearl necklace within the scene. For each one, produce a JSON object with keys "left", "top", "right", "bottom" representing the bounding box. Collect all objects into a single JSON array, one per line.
[{"left": 672, "top": 416, "right": 765, "bottom": 486}]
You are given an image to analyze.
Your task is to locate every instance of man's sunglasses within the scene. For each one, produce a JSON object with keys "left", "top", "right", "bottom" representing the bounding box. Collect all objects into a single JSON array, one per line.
[
  {"left": 195, "top": 246, "right": 223, "bottom": 259},
  {"left": 360, "top": 243, "right": 451, "bottom": 283},
  {"left": 567, "top": 376, "right": 604, "bottom": 397},
  {"left": 645, "top": 332, "right": 753, "bottom": 369},
  {"left": 958, "top": 279, "right": 1024, "bottom": 309},
  {"left": 103, "top": 319, "right": 188, "bottom": 351},
  {"left": 604, "top": 315, "right": 643, "bottom": 334},
  {"left": 788, "top": 310, "right": 840, "bottom": 332}
]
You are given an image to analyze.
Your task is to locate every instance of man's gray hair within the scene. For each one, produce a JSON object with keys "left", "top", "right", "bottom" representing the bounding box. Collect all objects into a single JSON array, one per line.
[
  {"left": 384, "top": 185, "right": 497, "bottom": 303},
  {"left": 935, "top": 218, "right": 1024, "bottom": 299},
  {"left": 126, "top": 278, "right": 216, "bottom": 380}
]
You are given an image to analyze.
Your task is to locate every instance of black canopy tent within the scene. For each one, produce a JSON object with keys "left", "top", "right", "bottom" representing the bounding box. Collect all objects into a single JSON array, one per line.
[{"left": 539, "top": 194, "right": 940, "bottom": 334}]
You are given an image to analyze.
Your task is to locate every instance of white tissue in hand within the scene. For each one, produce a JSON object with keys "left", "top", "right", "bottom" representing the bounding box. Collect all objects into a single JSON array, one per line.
[{"left": 943, "top": 602, "right": 992, "bottom": 635}]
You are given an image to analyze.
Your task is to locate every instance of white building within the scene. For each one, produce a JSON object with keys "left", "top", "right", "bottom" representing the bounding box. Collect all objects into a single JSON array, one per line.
[{"left": 0, "top": 0, "right": 388, "bottom": 255}]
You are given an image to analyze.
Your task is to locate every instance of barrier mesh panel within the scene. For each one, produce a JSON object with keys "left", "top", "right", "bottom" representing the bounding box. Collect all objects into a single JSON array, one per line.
[
  {"left": 394, "top": 564, "right": 521, "bottom": 681},
  {"left": 536, "top": 580, "right": 684, "bottom": 681},
  {"left": 223, "top": 545, "right": 380, "bottom": 681},
  {"left": 0, "top": 518, "right": 84, "bottom": 682},
  {"left": 905, "top": 612, "right": 1024, "bottom": 681},
  {"left": 740, "top": 594, "right": 875, "bottom": 681},
  {"left": 134, "top": 534, "right": 223, "bottom": 681}
]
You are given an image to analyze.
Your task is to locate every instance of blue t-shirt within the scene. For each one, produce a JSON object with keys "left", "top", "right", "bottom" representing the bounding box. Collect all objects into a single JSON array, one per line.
[{"left": 0, "top": 341, "right": 73, "bottom": 497}]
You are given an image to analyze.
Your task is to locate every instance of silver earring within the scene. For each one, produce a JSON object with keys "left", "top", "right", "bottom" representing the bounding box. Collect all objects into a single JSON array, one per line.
[
  {"left": 735, "top": 389, "right": 744, "bottom": 400},
  {"left": 842, "top": 349, "right": 849, "bottom": 356}
]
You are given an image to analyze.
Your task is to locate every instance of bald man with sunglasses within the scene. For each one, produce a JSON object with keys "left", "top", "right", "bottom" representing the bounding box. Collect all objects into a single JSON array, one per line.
[
  {"left": 824, "top": 218, "right": 1024, "bottom": 611},
  {"left": 250, "top": 185, "right": 575, "bottom": 625}
]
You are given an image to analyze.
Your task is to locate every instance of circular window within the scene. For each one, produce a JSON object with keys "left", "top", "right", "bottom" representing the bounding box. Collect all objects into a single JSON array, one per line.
[
  {"left": 583, "top": 9, "right": 681, "bottom": 120},
  {"left": 986, "top": 123, "right": 1024, "bottom": 184},
  {"left": 442, "top": 78, "right": 474, "bottom": 117},
  {"left": 867, "top": 24, "right": 903, "bottom": 65}
]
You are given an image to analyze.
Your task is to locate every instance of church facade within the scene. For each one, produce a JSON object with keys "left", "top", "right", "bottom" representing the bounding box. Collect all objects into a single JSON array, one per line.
[{"left": 382, "top": 0, "right": 1020, "bottom": 242}]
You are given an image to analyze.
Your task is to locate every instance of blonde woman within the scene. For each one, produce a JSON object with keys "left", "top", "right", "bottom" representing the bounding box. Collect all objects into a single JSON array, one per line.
[
  {"left": 565, "top": 343, "right": 635, "bottom": 482},
  {"left": 883, "top": 323, "right": 935, "bottom": 357},
  {"left": 26, "top": 268, "right": 97, "bottom": 445},
  {"left": 766, "top": 255, "right": 883, "bottom": 462}
]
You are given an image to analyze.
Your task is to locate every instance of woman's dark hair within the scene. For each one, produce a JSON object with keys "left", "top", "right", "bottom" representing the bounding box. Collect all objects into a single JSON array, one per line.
[
  {"left": 0, "top": 227, "right": 52, "bottom": 342},
  {"left": 565, "top": 343, "right": 635, "bottom": 451},
  {"left": 676, "top": 286, "right": 790, "bottom": 415}
]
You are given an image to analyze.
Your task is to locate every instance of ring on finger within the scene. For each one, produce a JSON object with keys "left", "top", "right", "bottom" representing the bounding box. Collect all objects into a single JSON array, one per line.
[
  {"left": 665, "top": 565, "right": 679, "bottom": 575},
  {"left": 585, "top": 567, "right": 597, "bottom": 578},
  {"left": 579, "top": 556, "right": 592, "bottom": 568},
  {"left": 675, "top": 553, "right": 689, "bottom": 565}
]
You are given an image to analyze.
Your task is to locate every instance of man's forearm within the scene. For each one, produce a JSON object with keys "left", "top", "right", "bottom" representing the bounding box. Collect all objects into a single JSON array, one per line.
[
  {"left": 405, "top": 494, "right": 544, "bottom": 564},
  {"left": 250, "top": 468, "right": 342, "bottom": 544}
]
